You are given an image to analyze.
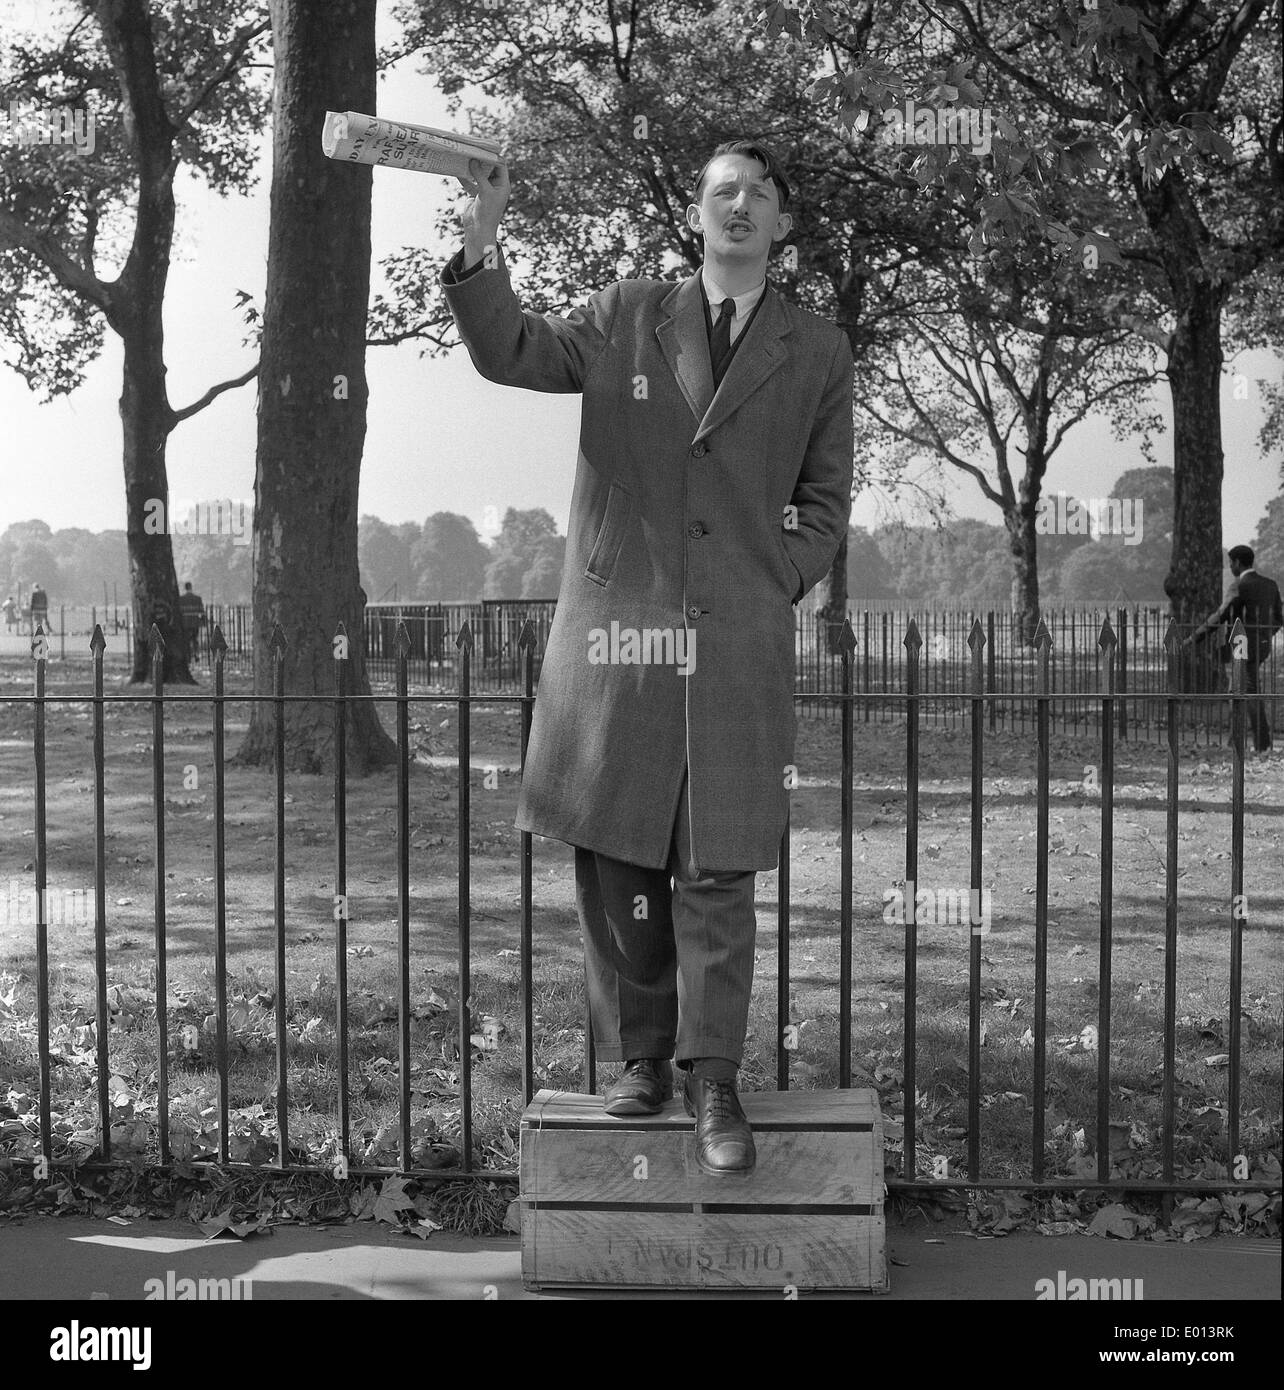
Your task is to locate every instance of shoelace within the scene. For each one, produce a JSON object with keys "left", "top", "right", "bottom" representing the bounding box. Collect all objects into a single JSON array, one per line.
[{"left": 699, "top": 1081, "right": 739, "bottom": 1122}]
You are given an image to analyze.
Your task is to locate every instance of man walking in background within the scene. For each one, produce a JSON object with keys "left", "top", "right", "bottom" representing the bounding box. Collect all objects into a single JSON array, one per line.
[
  {"left": 441, "top": 141, "right": 853, "bottom": 1174},
  {"left": 28, "top": 583, "right": 48, "bottom": 636},
  {"left": 179, "top": 581, "right": 206, "bottom": 662},
  {"left": 1185, "top": 545, "right": 1283, "bottom": 753}
]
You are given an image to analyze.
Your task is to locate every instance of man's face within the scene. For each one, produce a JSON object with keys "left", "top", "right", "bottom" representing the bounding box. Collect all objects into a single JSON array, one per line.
[{"left": 686, "top": 154, "right": 791, "bottom": 265}]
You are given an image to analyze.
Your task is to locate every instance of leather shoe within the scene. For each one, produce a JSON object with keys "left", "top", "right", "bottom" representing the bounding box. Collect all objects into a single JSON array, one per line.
[
  {"left": 604, "top": 1058, "right": 673, "bottom": 1115},
  {"left": 682, "top": 1073, "right": 756, "bottom": 1176}
]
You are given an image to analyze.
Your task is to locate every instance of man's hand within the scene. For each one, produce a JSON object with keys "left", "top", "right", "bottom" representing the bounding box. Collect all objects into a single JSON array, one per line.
[{"left": 458, "top": 157, "right": 509, "bottom": 269}]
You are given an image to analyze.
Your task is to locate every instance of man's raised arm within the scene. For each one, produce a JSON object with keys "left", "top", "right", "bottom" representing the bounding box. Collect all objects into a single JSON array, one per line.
[{"left": 441, "top": 157, "right": 612, "bottom": 394}]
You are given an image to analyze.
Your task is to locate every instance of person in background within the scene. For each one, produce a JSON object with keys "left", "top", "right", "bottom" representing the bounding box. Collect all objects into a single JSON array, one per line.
[
  {"left": 1, "top": 595, "right": 16, "bottom": 633},
  {"left": 28, "top": 584, "right": 48, "bottom": 635},
  {"left": 178, "top": 582, "right": 206, "bottom": 661},
  {"left": 1184, "top": 545, "right": 1283, "bottom": 754}
]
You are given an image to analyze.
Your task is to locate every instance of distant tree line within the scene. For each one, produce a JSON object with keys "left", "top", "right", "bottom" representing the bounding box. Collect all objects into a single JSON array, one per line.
[{"left": 6, "top": 464, "right": 1280, "bottom": 612}]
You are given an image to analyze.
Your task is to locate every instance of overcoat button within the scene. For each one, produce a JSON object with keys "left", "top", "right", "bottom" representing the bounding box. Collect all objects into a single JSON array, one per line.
[
  {"left": 688, "top": 523, "right": 705, "bottom": 538},
  {"left": 687, "top": 605, "right": 701, "bottom": 620},
  {"left": 690, "top": 443, "right": 707, "bottom": 458}
]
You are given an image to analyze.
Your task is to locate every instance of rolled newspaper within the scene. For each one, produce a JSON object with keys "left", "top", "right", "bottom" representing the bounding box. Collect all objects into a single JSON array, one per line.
[{"left": 321, "top": 110, "right": 503, "bottom": 179}]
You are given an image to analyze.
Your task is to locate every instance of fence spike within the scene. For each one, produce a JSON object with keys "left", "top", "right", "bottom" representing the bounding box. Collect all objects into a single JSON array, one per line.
[
  {"left": 456, "top": 620, "right": 474, "bottom": 651},
  {"left": 966, "top": 616, "right": 985, "bottom": 649},
  {"left": 1162, "top": 617, "right": 1181, "bottom": 652},
  {"left": 269, "top": 623, "right": 287, "bottom": 655},
  {"left": 89, "top": 624, "right": 106, "bottom": 656},
  {"left": 148, "top": 622, "right": 166, "bottom": 652},
  {"left": 1032, "top": 617, "right": 1052, "bottom": 651},
  {"left": 837, "top": 617, "right": 856, "bottom": 655},
  {"left": 334, "top": 620, "right": 348, "bottom": 639},
  {"left": 209, "top": 624, "right": 228, "bottom": 657},
  {"left": 1097, "top": 615, "right": 1117, "bottom": 649},
  {"left": 517, "top": 619, "right": 537, "bottom": 651},
  {"left": 394, "top": 621, "right": 413, "bottom": 656},
  {"left": 903, "top": 617, "right": 922, "bottom": 652}
]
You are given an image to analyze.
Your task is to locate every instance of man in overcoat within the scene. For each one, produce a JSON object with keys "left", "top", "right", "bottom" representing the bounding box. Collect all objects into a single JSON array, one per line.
[{"left": 442, "top": 140, "right": 854, "bottom": 1174}]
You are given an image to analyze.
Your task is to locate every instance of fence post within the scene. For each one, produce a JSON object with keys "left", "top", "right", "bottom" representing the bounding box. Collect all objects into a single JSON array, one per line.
[
  {"left": 1162, "top": 619, "right": 1180, "bottom": 1190},
  {"left": 1096, "top": 616, "right": 1116, "bottom": 1183},
  {"left": 966, "top": 617, "right": 985, "bottom": 1181},
  {"left": 986, "top": 611, "right": 996, "bottom": 732},
  {"left": 1228, "top": 618, "right": 1247, "bottom": 1168},
  {"left": 1032, "top": 619, "right": 1052, "bottom": 1182},
  {"left": 838, "top": 619, "right": 855, "bottom": 1087},
  {"left": 1117, "top": 606, "right": 1128, "bottom": 741},
  {"left": 149, "top": 623, "right": 171, "bottom": 1164},
  {"left": 902, "top": 618, "right": 922, "bottom": 1180},
  {"left": 456, "top": 621, "right": 475, "bottom": 1166},
  {"left": 212, "top": 625, "right": 230, "bottom": 1164},
  {"left": 90, "top": 625, "right": 111, "bottom": 1161},
  {"left": 517, "top": 619, "right": 537, "bottom": 1106},
  {"left": 395, "top": 622, "right": 413, "bottom": 1171},
  {"left": 269, "top": 624, "right": 288, "bottom": 1167},
  {"left": 32, "top": 623, "right": 53, "bottom": 1162},
  {"left": 332, "top": 623, "right": 350, "bottom": 1170}
]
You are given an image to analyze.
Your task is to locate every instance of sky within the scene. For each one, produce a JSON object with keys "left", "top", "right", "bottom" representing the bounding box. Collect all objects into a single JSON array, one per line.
[{"left": 0, "top": 0, "right": 1280, "bottom": 551}]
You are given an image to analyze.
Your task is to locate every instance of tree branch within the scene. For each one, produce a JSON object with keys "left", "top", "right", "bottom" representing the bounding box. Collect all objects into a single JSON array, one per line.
[
  {"left": 170, "top": 361, "right": 258, "bottom": 422},
  {"left": 0, "top": 209, "right": 113, "bottom": 313},
  {"left": 171, "top": 18, "right": 271, "bottom": 137}
]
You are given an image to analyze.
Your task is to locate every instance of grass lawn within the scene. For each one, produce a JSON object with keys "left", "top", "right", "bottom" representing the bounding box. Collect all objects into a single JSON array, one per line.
[{"left": 0, "top": 658, "right": 1280, "bottom": 1233}]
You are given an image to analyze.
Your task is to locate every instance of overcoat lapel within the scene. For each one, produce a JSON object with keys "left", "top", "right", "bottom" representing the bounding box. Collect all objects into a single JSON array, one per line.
[{"left": 655, "top": 273, "right": 793, "bottom": 441}]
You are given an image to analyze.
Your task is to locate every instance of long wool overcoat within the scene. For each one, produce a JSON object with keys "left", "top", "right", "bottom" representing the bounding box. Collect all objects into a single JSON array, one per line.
[{"left": 443, "top": 250, "right": 854, "bottom": 871}]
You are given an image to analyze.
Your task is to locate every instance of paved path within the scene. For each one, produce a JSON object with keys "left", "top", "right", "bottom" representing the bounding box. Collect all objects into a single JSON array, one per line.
[{"left": 1, "top": 1215, "right": 1277, "bottom": 1302}]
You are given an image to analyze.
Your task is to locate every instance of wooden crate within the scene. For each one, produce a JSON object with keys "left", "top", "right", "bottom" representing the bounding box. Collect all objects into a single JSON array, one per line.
[{"left": 520, "top": 1087, "right": 887, "bottom": 1292}]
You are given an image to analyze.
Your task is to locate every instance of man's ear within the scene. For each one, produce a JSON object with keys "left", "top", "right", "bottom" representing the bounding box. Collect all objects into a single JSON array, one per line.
[
  {"left": 772, "top": 213, "right": 793, "bottom": 243},
  {"left": 685, "top": 203, "right": 703, "bottom": 234}
]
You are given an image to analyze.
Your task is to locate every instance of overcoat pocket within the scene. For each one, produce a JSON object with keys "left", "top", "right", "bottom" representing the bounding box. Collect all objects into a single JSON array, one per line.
[{"left": 585, "top": 482, "right": 633, "bottom": 585}]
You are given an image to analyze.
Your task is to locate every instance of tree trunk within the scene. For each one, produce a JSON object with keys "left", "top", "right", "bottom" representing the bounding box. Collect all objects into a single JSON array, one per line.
[
  {"left": 236, "top": 0, "right": 394, "bottom": 773},
  {"left": 99, "top": 0, "right": 193, "bottom": 685},
  {"left": 1163, "top": 282, "right": 1228, "bottom": 693},
  {"left": 1005, "top": 500, "right": 1040, "bottom": 647},
  {"left": 122, "top": 331, "right": 193, "bottom": 685}
]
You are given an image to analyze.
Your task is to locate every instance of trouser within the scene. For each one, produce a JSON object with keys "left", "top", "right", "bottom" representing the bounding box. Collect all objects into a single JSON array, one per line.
[
  {"left": 1233, "top": 661, "right": 1272, "bottom": 752},
  {"left": 573, "top": 769, "right": 758, "bottom": 1067}
]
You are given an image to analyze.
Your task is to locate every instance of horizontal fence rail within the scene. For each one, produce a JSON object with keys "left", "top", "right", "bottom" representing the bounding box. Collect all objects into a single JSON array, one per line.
[
  {"left": 0, "top": 616, "right": 1279, "bottom": 1201},
  {"left": 8, "top": 599, "right": 1277, "bottom": 744}
]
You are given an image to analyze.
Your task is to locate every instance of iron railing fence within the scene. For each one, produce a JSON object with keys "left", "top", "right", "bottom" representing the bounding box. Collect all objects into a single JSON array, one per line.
[
  {"left": 9, "top": 600, "right": 1275, "bottom": 744},
  {"left": 2, "top": 616, "right": 1279, "bottom": 1199}
]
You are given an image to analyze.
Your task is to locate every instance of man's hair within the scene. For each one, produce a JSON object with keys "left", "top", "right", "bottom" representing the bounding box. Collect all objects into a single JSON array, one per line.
[
  {"left": 691, "top": 139, "right": 791, "bottom": 212},
  {"left": 1228, "top": 545, "right": 1254, "bottom": 567}
]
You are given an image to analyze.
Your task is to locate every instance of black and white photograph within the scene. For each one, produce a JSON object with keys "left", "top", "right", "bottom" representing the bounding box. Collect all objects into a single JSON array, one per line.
[{"left": 0, "top": 0, "right": 1280, "bottom": 1352}]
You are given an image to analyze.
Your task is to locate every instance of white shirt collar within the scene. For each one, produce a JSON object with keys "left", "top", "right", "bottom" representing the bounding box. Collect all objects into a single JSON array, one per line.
[{"left": 701, "top": 267, "right": 766, "bottom": 319}]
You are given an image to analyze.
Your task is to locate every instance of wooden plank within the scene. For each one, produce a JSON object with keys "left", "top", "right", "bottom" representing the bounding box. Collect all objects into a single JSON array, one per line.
[
  {"left": 522, "top": 1210, "right": 888, "bottom": 1292},
  {"left": 523, "top": 1087, "right": 881, "bottom": 1130},
  {"left": 524, "top": 1124, "right": 880, "bottom": 1205}
]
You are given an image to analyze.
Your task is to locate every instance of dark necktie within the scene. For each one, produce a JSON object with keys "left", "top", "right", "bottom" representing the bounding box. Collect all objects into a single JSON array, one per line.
[{"left": 709, "top": 297, "right": 736, "bottom": 387}]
